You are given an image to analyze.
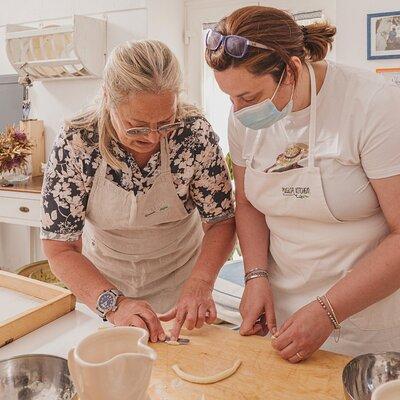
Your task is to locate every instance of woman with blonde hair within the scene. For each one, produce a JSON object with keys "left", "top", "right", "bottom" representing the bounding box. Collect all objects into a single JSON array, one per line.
[
  {"left": 41, "top": 40, "right": 235, "bottom": 342},
  {"left": 206, "top": 6, "right": 400, "bottom": 360}
]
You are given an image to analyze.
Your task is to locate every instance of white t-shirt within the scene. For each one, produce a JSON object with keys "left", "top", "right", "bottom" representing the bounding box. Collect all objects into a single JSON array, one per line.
[{"left": 228, "top": 61, "right": 400, "bottom": 222}]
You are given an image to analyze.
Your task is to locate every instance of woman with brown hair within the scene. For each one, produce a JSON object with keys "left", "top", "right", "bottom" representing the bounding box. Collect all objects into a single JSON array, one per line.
[{"left": 205, "top": 6, "right": 400, "bottom": 360}]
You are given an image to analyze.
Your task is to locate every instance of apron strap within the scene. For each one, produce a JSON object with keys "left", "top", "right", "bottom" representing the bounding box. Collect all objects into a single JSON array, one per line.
[
  {"left": 247, "top": 129, "right": 262, "bottom": 166},
  {"left": 88, "top": 158, "right": 109, "bottom": 206},
  {"left": 306, "top": 61, "right": 317, "bottom": 169},
  {"left": 160, "top": 136, "right": 171, "bottom": 173},
  {"left": 97, "top": 159, "right": 108, "bottom": 181}
]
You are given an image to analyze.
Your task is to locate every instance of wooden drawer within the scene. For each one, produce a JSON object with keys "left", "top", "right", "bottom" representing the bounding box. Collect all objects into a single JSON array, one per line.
[{"left": 0, "top": 196, "right": 41, "bottom": 224}]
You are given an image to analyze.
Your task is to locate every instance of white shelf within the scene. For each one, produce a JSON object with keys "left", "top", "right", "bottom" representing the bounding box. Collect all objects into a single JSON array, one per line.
[
  {"left": 14, "top": 58, "right": 81, "bottom": 67},
  {"left": 6, "top": 15, "right": 107, "bottom": 81},
  {"left": 6, "top": 25, "right": 74, "bottom": 40}
]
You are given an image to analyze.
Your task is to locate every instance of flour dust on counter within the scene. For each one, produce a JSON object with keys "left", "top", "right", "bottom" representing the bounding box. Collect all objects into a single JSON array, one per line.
[{"left": 0, "top": 287, "right": 42, "bottom": 321}]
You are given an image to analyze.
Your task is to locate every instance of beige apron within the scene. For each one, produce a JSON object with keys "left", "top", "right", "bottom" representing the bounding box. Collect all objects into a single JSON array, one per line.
[
  {"left": 244, "top": 62, "right": 400, "bottom": 356},
  {"left": 82, "top": 136, "right": 203, "bottom": 313}
]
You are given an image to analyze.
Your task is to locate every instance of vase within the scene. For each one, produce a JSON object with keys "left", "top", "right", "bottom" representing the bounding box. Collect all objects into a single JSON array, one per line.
[{"left": 0, "top": 165, "right": 30, "bottom": 184}]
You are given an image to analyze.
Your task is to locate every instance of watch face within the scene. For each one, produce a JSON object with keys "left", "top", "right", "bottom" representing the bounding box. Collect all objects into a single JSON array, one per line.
[{"left": 99, "top": 293, "right": 115, "bottom": 310}]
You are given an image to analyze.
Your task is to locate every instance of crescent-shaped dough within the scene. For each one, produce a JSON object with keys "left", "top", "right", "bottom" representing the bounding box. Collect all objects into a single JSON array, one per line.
[{"left": 172, "top": 359, "right": 242, "bottom": 384}]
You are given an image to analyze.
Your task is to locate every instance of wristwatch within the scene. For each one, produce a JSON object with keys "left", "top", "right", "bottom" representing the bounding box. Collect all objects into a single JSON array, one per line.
[{"left": 95, "top": 288, "right": 124, "bottom": 321}]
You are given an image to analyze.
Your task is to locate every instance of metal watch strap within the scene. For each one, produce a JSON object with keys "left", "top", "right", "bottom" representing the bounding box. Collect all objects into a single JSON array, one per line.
[
  {"left": 96, "top": 289, "right": 124, "bottom": 321},
  {"left": 110, "top": 288, "right": 123, "bottom": 297}
]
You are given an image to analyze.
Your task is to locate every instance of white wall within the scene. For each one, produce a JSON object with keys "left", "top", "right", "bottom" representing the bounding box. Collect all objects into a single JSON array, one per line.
[
  {"left": 0, "top": 0, "right": 185, "bottom": 271},
  {"left": 335, "top": 0, "right": 400, "bottom": 70},
  {"left": 147, "top": 0, "right": 185, "bottom": 68}
]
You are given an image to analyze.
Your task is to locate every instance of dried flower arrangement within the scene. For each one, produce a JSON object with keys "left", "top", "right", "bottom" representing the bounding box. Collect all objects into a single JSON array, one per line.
[{"left": 0, "top": 125, "right": 33, "bottom": 174}]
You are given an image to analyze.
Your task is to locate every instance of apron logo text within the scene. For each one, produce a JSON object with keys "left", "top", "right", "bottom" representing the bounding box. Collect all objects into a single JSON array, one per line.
[
  {"left": 282, "top": 186, "right": 311, "bottom": 199},
  {"left": 145, "top": 204, "right": 170, "bottom": 218}
]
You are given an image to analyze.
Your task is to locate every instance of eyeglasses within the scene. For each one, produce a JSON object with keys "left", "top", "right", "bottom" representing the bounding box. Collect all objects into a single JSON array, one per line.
[
  {"left": 114, "top": 108, "right": 182, "bottom": 137},
  {"left": 205, "top": 29, "right": 272, "bottom": 58},
  {"left": 125, "top": 121, "right": 182, "bottom": 137}
]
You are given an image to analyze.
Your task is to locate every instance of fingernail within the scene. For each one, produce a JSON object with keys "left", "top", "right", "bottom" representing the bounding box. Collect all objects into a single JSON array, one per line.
[{"left": 160, "top": 333, "right": 166, "bottom": 341}]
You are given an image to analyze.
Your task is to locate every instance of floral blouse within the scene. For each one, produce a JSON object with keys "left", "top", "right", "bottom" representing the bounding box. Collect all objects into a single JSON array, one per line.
[{"left": 41, "top": 116, "right": 234, "bottom": 242}]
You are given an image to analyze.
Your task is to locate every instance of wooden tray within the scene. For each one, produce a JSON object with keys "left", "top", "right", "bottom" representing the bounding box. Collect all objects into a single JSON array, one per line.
[{"left": 0, "top": 270, "right": 76, "bottom": 348}]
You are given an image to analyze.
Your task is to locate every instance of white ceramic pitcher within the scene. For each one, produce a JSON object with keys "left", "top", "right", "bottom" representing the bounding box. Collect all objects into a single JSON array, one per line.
[
  {"left": 372, "top": 380, "right": 400, "bottom": 400},
  {"left": 68, "top": 327, "right": 157, "bottom": 400}
]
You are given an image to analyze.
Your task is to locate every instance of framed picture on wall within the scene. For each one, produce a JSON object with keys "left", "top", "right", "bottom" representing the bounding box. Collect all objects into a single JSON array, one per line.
[
  {"left": 367, "top": 11, "right": 400, "bottom": 60},
  {"left": 376, "top": 67, "right": 400, "bottom": 87}
]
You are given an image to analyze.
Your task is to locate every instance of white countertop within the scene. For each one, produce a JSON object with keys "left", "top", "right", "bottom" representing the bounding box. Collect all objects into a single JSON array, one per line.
[{"left": 0, "top": 303, "right": 109, "bottom": 361}]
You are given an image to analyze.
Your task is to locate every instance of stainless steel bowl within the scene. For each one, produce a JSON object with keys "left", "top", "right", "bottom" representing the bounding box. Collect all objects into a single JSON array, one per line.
[
  {"left": 0, "top": 354, "right": 76, "bottom": 399},
  {"left": 343, "top": 352, "right": 400, "bottom": 400}
]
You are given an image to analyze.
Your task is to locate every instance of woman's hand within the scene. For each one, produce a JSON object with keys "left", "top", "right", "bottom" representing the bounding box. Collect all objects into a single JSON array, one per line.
[
  {"left": 271, "top": 300, "right": 334, "bottom": 363},
  {"left": 107, "top": 298, "right": 166, "bottom": 343},
  {"left": 239, "top": 277, "right": 277, "bottom": 336},
  {"left": 159, "top": 277, "right": 217, "bottom": 341}
]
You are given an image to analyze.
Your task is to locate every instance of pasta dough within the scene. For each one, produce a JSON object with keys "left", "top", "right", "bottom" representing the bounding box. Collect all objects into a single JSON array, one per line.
[
  {"left": 164, "top": 336, "right": 190, "bottom": 345},
  {"left": 165, "top": 340, "right": 181, "bottom": 346},
  {"left": 172, "top": 359, "right": 242, "bottom": 384}
]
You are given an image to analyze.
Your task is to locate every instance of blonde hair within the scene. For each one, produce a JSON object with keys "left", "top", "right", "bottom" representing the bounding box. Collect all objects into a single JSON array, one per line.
[{"left": 66, "top": 40, "right": 200, "bottom": 169}]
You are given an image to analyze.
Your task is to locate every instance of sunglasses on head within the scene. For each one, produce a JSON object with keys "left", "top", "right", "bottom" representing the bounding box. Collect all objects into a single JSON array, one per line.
[{"left": 205, "top": 29, "right": 273, "bottom": 58}]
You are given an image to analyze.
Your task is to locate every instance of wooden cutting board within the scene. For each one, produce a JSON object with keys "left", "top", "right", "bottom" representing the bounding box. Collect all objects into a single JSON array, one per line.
[{"left": 148, "top": 323, "right": 351, "bottom": 400}]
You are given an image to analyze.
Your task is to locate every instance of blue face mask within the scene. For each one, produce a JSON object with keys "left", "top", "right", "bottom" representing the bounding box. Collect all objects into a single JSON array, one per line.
[{"left": 234, "top": 71, "right": 294, "bottom": 130}]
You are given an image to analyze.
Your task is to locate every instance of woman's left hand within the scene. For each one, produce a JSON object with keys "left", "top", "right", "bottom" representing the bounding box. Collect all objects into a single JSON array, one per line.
[
  {"left": 271, "top": 300, "right": 334, "bottom": 363},
  {"left": 159, "top": 276, "right": 217, "bottom": 341}
]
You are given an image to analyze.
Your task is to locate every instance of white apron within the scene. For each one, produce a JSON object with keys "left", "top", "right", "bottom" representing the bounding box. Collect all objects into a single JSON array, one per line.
[
  {"left": 82, "top": 136, "right": 203, "bottom": 313},
  {"left": 244, "top": 62, "right": 400, "bottom": 356}
]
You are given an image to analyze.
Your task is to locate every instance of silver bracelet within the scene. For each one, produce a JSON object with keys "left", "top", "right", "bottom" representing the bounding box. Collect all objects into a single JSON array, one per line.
[
  {"left": 245, "top": 267, "right": 269, "bottom": 278},
  {"left": 244, "top": 268, "right": 269, "bottom": 284}
]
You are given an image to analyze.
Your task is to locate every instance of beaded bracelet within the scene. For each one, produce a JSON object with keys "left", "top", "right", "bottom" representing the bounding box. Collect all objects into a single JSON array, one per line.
[
  {"left": 316, "top": 296, "right": 341, "bottom": 343},
  {"left": 244, "top": 268, "right": 269, "bottom": 284},
  {"left": 317, "top": 296, "right": 340, "bottom": 329},
  {"left": 323, "top": 295, "right": 340, "bottom": 327}
]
